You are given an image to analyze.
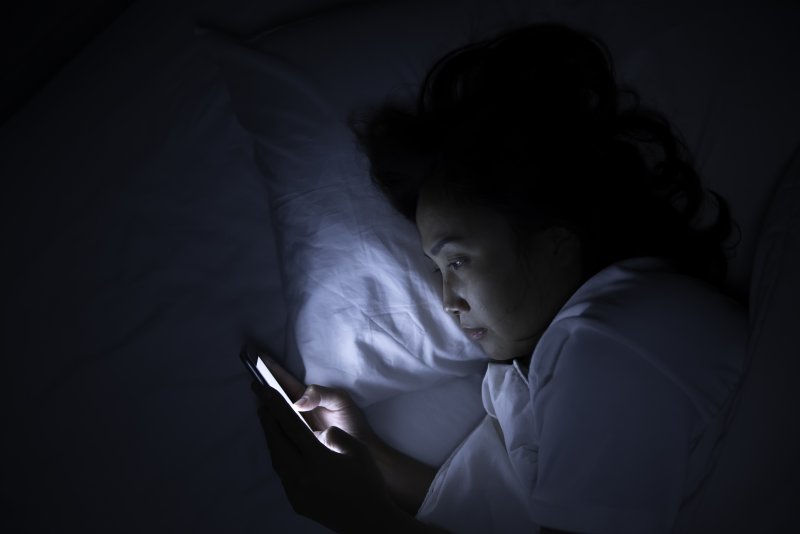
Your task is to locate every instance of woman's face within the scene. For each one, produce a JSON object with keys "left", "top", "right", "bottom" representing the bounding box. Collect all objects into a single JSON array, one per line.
[{"left": 416, "top": 190, "right": 583, "bottom": 361}]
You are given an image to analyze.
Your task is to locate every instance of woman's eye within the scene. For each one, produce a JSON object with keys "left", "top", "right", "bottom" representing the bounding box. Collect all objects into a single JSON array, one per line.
[
  {"left": 432, "top": 258, "right": 468, "bottom": 274},
  {"left": 449, "top": 259, "right": 465, "bottom": 270}
]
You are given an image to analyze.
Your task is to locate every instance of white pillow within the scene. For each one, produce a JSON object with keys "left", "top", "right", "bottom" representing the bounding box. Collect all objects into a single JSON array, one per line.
[
  {"left": 202, "top": 0, "right": 546, "bottom": 462},
  {"left": 201, "top": 0, "right": 545, "bottom": 406}
]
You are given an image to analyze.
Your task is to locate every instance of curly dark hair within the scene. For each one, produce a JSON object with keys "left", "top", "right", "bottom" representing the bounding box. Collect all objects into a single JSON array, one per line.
[{"left": 349, "top": 23, "right": 738, "bottom": 289}]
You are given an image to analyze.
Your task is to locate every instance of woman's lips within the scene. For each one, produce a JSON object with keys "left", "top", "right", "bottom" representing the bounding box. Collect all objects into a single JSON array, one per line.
[{"left": 462, "top": 327, "right": 487, "bottom": 341}]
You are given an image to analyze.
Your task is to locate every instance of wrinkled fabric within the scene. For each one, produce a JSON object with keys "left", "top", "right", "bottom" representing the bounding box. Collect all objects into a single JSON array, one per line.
[{"left": 417, "top": 257, "right": 747, "bottom": 534}]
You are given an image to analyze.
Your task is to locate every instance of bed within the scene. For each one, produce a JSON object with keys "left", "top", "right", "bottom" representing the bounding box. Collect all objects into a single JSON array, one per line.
[{"left": 2, "top": 0, "right": 798, "bottom": 532}]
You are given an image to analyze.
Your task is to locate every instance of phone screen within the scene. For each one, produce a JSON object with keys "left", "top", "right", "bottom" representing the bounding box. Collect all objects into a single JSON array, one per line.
[{"left": 244, "top": 352, "right": 314, "bottom": 432}]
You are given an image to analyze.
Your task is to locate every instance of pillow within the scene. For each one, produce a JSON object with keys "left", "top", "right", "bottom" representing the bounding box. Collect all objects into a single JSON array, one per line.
[
  {"left": 199, "top": 0, "right": 545, "bottom": 461},
  {"left": 201, "top": 0, "right": 800, "bottom": 462}
]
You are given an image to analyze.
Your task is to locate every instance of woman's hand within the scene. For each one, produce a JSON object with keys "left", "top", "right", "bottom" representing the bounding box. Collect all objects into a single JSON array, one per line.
[
  {"left": 257, "top": 350, "right": 379, "bottom": 447},
  {"left": 253, "top": 381, "right": 402, "bottom": 532},
  {"left": 246, "top": 346, "right": 442, "bottom": 531}
]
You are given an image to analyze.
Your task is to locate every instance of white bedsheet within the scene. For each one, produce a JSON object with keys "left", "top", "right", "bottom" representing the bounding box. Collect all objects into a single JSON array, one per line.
[{"left": 2, "top": 1, "right": 356, "bottom": 532}]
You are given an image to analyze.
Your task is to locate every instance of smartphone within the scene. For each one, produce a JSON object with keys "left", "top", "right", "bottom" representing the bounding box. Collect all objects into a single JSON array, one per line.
[{"left": 240, "top": 347, "right": 314, "bottom": 432}]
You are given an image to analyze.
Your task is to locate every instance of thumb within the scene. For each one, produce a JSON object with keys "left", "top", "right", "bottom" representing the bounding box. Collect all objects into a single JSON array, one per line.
[{"left": 318, "top": 426, "right": 366, "bottom": 456}]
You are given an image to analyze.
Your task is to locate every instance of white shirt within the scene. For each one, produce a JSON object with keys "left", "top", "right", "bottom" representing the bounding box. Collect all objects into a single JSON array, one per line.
[{"left": 416, "top": 257, "right": 747, "bottom": 534}]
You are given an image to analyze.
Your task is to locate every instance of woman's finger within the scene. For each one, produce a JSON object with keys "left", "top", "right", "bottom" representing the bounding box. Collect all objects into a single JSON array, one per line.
[
  {"left": 294, "top": 384, "right": 355, "bottom": 413},
  {"left": 317, "top": 426, "right": 368, "bottom": 456},
  {"left": 257, "top": 380, "right": 322, "bottom": 452}
]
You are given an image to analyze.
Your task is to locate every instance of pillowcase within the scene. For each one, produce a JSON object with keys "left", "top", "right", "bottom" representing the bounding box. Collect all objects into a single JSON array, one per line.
[
  {"left": 203, "top": 0, "right": 542, "bottom": 463},
  {"left": 201, "top": 0, "right": 545, "bottom": 406}
]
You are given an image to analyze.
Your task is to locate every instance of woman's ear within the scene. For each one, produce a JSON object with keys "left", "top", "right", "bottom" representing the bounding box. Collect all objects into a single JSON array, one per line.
[
  {"left": 549, "top": 226, "right": 574, "bottom": 252},
  {"left": 548, "top": 226, "right": 582, "bottom": 265}
]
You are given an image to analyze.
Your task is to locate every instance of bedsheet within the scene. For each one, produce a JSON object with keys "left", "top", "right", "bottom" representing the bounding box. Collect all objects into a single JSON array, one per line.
[
  {"left": 0, "top": 1, "right": 301, "bottom": 530},
  {"left": 1, "top": 0, "right": 478, "bottom": 532}
]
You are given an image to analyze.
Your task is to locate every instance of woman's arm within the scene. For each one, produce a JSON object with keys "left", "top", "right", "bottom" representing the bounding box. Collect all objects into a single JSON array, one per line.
[{"left": 368, "top": 436, "right": 437, "bottom": 516}]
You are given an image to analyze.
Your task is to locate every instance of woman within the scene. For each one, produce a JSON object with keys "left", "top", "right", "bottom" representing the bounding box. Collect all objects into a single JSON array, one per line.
[{"left": 251, "top": 23, "right": 747, "bottom": 533}]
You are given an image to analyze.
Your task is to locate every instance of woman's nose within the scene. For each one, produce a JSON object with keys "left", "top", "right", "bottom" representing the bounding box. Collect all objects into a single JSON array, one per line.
[{"left": 442, "top": 280, "right": 469, "bottom": 315}]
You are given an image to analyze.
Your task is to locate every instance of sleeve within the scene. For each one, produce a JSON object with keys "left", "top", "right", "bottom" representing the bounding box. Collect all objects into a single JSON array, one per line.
[{"left": 528, "top": 322, "right": 696, "bottom": 534}]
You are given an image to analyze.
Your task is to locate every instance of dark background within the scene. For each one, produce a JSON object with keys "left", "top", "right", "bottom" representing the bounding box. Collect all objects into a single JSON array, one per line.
[{"left": 1, "top": 0, "right": 137, "bottom": 126}]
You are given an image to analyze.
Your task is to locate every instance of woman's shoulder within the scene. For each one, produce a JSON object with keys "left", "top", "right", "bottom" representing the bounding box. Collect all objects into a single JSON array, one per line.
[
  {"left": 532, "top": 256, "right": 747, "bottom": 418},
  {"left": 557, "top": 256, "right": 745, "bottom": 323},
  {"left": 551, "top": 256, "right": 747, "bottom": 340}
]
